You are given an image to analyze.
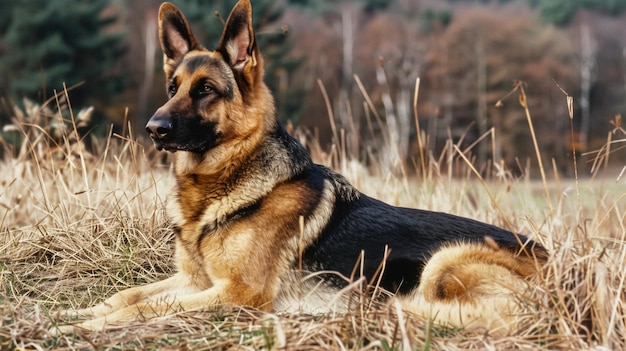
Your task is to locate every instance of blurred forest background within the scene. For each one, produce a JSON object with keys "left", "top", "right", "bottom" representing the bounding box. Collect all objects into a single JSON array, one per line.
[{"left": 1, "top": 0, "right": 625, "bottom": 175}]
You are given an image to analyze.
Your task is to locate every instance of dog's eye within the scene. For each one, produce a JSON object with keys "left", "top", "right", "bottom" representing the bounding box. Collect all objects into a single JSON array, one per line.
[
  {"left": 168, "top": 83, "right": 177, "bottom": 97},
  {"left": 199, "top": 83, "right": 214, "bottom": 96}
]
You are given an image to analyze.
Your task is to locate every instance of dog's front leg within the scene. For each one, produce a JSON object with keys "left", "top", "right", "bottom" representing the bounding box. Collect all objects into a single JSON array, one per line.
[
  {"left": 66, "top": 272, "right": 204, "bottom": 320},
  {"left": 52, "top": 273, "right": 205, "bottom": 335},
  {"left": 70, "top": 280, "right": 272, "bottom": 331}
]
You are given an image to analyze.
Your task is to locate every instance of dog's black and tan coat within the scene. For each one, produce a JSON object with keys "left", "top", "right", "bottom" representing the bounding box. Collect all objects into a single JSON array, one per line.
[{"left": 63, "top": 0, "right": 547, "bottom": 332}]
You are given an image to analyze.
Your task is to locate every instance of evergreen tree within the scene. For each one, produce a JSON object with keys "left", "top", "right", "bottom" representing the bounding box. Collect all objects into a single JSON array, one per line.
[
  {"left": 288, "top": 0, "right": 392, "bottom": 15},
  {"left": 0, "top": 0, "right": 127, "bottom": 110},
  {"left": 170, "top": 0, "right": 301, "bottom": 122},
  {"left": 534, "top": 0, "right": 626, "bottom": 25},
  {"left": 421, "top": 7, "right": 453, "bottom": 32},
  {"left": 363, "top": 0, "right": 393, "bottom": 14}
]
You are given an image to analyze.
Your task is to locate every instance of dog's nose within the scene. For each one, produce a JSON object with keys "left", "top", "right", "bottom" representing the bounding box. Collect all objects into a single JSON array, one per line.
[{"left": 146, "top": 114, "right": 173, "bottom": 139}]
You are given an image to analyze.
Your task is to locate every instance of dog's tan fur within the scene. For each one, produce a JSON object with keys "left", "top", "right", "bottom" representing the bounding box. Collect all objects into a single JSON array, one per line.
[{"left": 59, "top": 0, "right": 546, "bottom": 333}]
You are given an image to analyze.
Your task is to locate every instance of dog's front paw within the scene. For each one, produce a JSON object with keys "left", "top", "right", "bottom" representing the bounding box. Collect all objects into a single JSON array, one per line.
[
  {"left": 48, "top": 308, "right": 95, "bottom": 336},
  {"left": 49, "top": 317, "right": 109, "bottom": 335},
  {"left": 72, "top": 307, "right": 96, "bottom": 318},
  {"left": 57, "top": 306, "right": 96, "bottom": 320},
  {"left": 57, "top": 308, "right": 81, "bottom": 319},
  {"left": 63, "top": 301, "right": 115, "bottom": 320},
  {"left": 48, "top": 324, "right": 78, "bottom": 336}
]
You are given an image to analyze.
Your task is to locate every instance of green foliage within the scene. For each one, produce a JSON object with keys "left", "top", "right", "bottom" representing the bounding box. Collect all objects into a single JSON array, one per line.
[
  {"left": 287, "top": 0, "right": 392, "bottom": 15},
  {"left": 446, "top": 0, "right": 518, "bottom": 3},
  {"left": 170, "top": 0, "right": 302, "bottom": 122},
  {"left": 363, "top": 0, "right": 393, "bottom": 14},
  {"left": 421, "top": 7, "right": 453, "bottom": 32},
  {"left": 0, "top": 0, "right": 127, "bottom": 111},
  {"left": 534, "top": 0, "right": 626, "bottom": 25},
  {"left": 287, "top": 0, "right": 334, "bottom": 15}
]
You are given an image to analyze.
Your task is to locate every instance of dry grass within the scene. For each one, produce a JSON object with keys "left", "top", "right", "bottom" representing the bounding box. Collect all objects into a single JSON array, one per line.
[{"left": 0, "top": 96, "right": 625, "bottom": 350}]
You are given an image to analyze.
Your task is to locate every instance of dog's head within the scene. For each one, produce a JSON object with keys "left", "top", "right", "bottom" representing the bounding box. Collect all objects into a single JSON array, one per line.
[{"left": 146, "top": 0, "right": 273, "bottom": 158}]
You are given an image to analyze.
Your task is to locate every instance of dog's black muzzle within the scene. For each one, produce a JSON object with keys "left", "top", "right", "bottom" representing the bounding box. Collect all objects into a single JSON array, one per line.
[
  {"left": 145, "top": 110, "right": 219, "bottom": 153},
  {"left": 146, "top": 111, "right": 176, "bottom": 151}
]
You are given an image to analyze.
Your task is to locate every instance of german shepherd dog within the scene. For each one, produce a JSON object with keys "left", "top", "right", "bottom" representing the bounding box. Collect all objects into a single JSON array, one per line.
[{"left": 63, "top": 0, "right": 546, "bottom": 332}]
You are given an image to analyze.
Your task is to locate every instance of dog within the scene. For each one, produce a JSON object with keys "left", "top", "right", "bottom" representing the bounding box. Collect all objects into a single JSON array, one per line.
[{"left": 62, "top": 0, "right": 546, "bottom": 332}]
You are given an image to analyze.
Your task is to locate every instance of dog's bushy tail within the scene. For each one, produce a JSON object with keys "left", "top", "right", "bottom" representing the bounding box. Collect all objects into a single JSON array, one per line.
[{"left": 397, "top": 241, "right": 545, "bottom": 331}]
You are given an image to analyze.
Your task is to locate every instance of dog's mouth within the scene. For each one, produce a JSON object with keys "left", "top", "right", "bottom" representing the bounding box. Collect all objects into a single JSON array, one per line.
[
  {"left": 151, "top": 139, "right": 212, "bottom": 154},
  {"left": 151, "top": 141, "right": 180, "bottom": 153}
]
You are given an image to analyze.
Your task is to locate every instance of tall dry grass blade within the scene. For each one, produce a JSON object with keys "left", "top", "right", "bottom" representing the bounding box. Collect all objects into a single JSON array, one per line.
[
  {"left": 353, "top": 74, "right": 390, "bottom": 148},
  {"left": 566, "top": 93, "right": 582, "bottom": 211},
  {"left": 517, "top": 84, "right": 553, "bottom": 216},
  {"left": 366, "top": 245, "right": 390, "bottom": 311},
  {"left": 393, "top": 299, "right": 411, "bottom": 351},
  {"left": 316, "top": 79, "right": 339, "bottom": 148},
  {"left": 413, "top": 77, "right": 427, "bottom": 180},
  {"left": 61, "top": 84, "right": 92, "bottom": 207},
  {"left": 97, "top": 125, "right": 115, "bottom": 195},
  {"left": 554, "top": 81, "right": 582, "bottom": 216},
  {"left": 461, "top": 127, "right": 495, "bottom": 156}
]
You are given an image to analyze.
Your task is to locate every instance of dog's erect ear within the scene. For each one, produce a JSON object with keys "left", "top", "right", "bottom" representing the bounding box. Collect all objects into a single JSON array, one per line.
[
  {"left": 158, "top": 2, "right": 200, "bottom": 79},
  {"left": 217, "top": 0, "right": 260, "bottom": 82}
]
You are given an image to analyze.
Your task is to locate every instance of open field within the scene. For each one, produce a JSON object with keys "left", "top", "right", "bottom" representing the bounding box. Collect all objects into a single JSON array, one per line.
[{"left": 0, "top": 102, "right": 625, "bottom": 350}]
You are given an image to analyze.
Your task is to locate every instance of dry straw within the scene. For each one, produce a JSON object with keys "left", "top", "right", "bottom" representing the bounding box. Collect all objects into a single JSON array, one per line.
[{"left": 1, "top": 81, "right": 625, "bottom": 349}]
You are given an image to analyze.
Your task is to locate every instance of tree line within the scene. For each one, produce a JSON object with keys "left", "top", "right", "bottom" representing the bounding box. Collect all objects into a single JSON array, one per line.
[{"left": 1, "top": 0, "right": 625, "bottom": 173}]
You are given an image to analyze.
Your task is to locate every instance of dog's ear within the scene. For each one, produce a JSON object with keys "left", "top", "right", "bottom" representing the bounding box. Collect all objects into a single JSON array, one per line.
[
  {"left": 217, "top": 0, "right": 260, "bottom": 85},
  {"left": 158, "top": 2, "right": 200, "bottom": 79}
]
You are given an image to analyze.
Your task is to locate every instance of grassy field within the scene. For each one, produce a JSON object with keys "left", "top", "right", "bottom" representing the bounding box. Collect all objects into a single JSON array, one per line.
[{"left": 0, "top": 100, "right": 625, "bottom": 350}]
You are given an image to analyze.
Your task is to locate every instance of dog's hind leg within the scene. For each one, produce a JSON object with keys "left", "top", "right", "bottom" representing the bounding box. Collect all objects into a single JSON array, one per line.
[{"left": 397, "top": 242, "right": 542, "bottom": 331}]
